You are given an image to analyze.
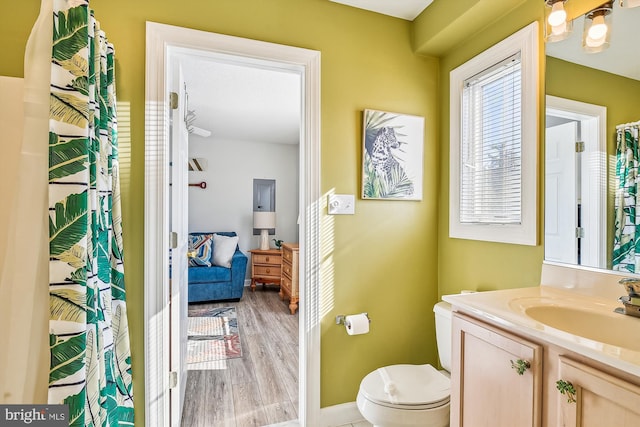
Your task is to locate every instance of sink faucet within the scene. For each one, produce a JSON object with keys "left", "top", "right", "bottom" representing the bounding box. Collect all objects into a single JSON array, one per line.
[{"left": 617, "top": 278, "right": 640, "bottom": 318}]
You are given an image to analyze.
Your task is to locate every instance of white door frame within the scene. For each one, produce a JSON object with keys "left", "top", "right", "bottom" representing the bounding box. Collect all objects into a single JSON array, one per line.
[
  {"left": 545, "top": 95, "right": 607, "bottom": 268},
  {"left": 144, "top": 22, "right": 321, "bottom": 426}
]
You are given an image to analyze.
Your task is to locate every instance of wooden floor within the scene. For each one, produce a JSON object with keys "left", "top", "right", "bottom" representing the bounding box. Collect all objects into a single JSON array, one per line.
[{"left": 181, "top": 287, "right": 299, "bottom": 427}]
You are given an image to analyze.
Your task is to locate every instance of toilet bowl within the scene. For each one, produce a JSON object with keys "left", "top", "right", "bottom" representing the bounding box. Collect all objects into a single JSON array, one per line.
[{"left": 356, "top": 302, "right": 452, "bottom": 427}]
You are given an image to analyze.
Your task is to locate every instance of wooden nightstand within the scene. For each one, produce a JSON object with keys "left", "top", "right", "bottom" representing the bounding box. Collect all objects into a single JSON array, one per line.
[
  {"left": 249, "top": 248, "right": 282, "bottom": 292},
  {"left": 280, "top": 243, "right": 299, "bottom": 314}
]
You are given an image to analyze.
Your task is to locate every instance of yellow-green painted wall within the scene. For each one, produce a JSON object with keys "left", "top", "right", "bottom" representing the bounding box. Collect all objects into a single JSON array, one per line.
[
  {"left": 0, "top": 0, "right": 440, "bottom": 422},
  {"left": 9, "top": 0, "right": 635, "bottom": 422},
  {"left": 437, "top": 0, "right": 546, "bottom": 296},
  {"left": 546, "top": 56, "right": 640, "bottom": 269}
]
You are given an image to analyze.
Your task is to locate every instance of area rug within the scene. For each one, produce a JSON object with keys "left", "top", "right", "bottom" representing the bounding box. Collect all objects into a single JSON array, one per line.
[{"left": 187, "top": 306, "right": 242, "bottom": 369}]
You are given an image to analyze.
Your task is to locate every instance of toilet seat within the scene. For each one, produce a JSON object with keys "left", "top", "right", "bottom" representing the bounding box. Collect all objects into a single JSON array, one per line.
[{"left": 358, "top": 364, "right": 450, "bottom": 410}]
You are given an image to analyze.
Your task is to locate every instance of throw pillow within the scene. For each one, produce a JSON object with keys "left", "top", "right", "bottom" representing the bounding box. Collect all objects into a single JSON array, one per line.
[
  {"left": 211, "top": 234, "right": 239, "bottom": 268},
  {"left": 188, "top": 234, "right": 213, "bottom": 267}
]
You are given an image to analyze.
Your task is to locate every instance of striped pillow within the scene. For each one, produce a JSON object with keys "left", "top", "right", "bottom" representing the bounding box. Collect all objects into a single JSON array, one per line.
[{"left": 188, "top": 234, "right": 213, "bottom": 267}]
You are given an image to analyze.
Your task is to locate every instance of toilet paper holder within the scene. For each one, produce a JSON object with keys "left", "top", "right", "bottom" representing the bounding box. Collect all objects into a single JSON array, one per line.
[{"left": 335, "top": 313, "right": 371, "bottom": 325}]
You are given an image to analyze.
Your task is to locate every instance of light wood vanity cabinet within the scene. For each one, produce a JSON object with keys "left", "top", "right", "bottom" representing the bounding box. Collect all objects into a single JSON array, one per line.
[
  {"left": 451, "top": 313, "right": 542, "bottom": 427},
  {"left": 451, "top": 312, "right": 640, "bottom": 427},
  {"left": 556, "top": 356, "right": 640, "bottom": 427}
]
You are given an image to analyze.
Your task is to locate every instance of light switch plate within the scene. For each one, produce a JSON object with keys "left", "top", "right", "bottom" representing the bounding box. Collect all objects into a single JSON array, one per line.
[{"left": 328, "top": 194, "right": 355, "bottom": 215}]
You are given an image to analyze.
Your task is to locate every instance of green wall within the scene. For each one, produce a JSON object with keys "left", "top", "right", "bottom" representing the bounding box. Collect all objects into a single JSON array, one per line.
[
  {"left": 10, "top": 0, "right": 636, "bottom": 423},
  {"left": 546, "top": 56, "right": 640, "bottom": 269},
  {"left": 436, "top": 0, "right": 546, "bottom": 296},
  {"left": 0, "top": 0, "right": 440, "bottom": 422}
]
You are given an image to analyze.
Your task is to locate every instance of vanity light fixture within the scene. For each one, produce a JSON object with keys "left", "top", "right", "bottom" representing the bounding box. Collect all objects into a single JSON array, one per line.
[
  {"left": 583, "top": 1, "right": 613, "bottom": 53},
  {"left": 544, "top": 0, "right": 572, "bottom": 42}
]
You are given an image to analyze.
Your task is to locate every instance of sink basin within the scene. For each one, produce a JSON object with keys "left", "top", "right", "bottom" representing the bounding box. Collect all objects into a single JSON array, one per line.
[{"left": 524, "top": 305, "right": 640, "bottom": 351}]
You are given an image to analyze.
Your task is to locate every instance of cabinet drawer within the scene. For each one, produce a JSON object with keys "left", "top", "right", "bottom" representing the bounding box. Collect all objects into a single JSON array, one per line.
[
  {"left": 281, "top": 275, "right": 292, "bottom": 293},
  {"left": 253, "top": 253, "right": 281, "bottom": 265},
  {"left": 254, "top": 265, "right": 281, "bottom": 277},
  {"left": 282, "top": 260, "right": 293, "bottom": 278},
  {"left": 283, "top": 248, "right": 294, "bottom": 263}
]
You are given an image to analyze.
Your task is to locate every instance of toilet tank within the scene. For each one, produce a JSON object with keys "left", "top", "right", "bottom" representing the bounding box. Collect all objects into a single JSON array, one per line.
[{"left": 433, "top": 301, "right": 452, "bottom": 372}]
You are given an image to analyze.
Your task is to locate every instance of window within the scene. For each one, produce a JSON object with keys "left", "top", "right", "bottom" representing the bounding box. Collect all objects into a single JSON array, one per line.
[{"left": 450, "top": 22, "right": 538, "bottom": 245}]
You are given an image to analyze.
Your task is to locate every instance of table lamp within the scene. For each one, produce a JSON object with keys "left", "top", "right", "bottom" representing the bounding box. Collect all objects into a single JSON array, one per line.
[{"left": 253, "top": 211, "right": 276, "bottom": 250}]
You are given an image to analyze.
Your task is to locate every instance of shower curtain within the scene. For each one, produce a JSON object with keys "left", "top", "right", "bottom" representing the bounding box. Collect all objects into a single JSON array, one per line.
[
  {"left": 613, "top": 123, "right": 640, "bottom": 272},
  {"left": 48, "top": 1, "right": 134, "bottom": 425}
]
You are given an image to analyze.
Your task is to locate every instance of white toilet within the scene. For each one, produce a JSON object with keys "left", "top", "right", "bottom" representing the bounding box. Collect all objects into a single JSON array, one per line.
[{"left": 356, "top": 302, "right": 452, "bottom": 427}]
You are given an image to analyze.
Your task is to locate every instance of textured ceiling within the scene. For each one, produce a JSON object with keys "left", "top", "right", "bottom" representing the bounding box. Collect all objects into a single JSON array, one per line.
[{"left": 178, "top": 54, "right": 301, "bottom": 145}]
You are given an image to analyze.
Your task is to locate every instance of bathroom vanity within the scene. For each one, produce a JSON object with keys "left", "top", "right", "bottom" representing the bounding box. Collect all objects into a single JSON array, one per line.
[{"left": 444, "top": 263, "right": 640, "bottom": 427}]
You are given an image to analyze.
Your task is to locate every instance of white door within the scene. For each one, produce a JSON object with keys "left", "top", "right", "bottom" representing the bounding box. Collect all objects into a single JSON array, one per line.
[
  {"left": 545, "top": 121, "right": 578, "bottom": 264},
  {"left": 169, "top": 63, "right": 189, "bottom": 426}
]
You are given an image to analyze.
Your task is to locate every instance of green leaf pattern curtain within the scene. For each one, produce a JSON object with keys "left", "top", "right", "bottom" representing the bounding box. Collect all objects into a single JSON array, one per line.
[
  {"left": 613, "top": 124, "right": 640, "bottom": 272},
  {"left": 48, "top": 1, "right": 134, "bottom": 425}
]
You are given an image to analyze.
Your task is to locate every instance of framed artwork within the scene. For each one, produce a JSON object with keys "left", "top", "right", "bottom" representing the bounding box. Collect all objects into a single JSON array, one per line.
[{"left": 362, "top": 109, "right": 424, "bottom": 200}]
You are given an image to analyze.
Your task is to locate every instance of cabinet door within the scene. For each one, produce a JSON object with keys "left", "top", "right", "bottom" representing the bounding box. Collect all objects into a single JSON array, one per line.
[
  {"left": 451, "top": 313, "right": 542, "bottom": 427},
  {"left": 557, "top": 356, "right": 640, "bottom": 427}
]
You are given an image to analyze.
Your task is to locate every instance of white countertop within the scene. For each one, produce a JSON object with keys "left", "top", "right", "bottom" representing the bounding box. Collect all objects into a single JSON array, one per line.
[{"left": 443, "top": 285, "right": 640, "bottom": 377}]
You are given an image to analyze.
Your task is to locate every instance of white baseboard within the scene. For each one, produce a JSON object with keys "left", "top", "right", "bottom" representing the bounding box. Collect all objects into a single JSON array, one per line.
[
  {"left": 320, "top": 402, "right": 365, "bottom": 427},
  {"left": 244, "top": 279, "right": 251, "bottom": 287}
]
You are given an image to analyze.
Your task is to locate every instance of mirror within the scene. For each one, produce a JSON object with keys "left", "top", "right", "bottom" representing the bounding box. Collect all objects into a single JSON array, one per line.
[{"left": 545, "top": 2, "right": 640, "bottom": 271}]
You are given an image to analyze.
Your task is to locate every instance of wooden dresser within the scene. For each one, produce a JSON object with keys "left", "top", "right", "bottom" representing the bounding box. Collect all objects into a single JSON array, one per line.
[
  {"left": 249, "top": 248, "right": 282, "bottom": 291},
  {"left": 280, "top": 243, "right": 299, "bottom": 314}
]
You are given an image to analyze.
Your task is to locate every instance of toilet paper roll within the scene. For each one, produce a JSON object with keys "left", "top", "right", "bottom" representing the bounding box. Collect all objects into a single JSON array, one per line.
[{"left": 345, "top": 313, "right": 369, "bottom": 335}]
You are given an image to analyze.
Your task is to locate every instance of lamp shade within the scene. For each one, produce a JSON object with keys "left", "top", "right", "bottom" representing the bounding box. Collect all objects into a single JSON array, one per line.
[{"left": 253, "top": 211, "right": 276, "bottom": 229}]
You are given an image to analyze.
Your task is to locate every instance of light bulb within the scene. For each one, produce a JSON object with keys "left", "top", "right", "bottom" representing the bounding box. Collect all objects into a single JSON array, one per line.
[
  {"left": 588, "top": 15, "right": 608, "bottom": 40},
  {"left": 551, "top": 21, "right": 567, "bottom": 36},
  {"left": 585, "top": 34, "right": 606, "bottom": 48},
  {"left": 548, "top": 2, "right": 567, "bottom": 27}
]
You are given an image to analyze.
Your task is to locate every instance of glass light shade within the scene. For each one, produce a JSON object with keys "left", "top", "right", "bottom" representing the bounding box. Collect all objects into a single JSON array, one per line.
[
  {"left": 548, "top": 1, "right": 567, "bottom": 26},
  {"left": 544, "top": 0, "right": 572, "bottom": 42},
  {"left": 583, "top": 8, "right": 612, "bottom": 53}
]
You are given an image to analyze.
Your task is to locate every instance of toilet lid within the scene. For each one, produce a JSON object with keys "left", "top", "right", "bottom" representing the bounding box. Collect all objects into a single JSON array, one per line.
[{"left": 359, "top": 364, "right": 450, "bottom": 409}]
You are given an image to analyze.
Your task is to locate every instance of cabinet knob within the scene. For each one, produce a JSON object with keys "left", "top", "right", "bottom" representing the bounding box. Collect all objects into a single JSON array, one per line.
[
  {"left": 510, "top": 359, "right": 530, "bottom": 375},
  {"left": 266, "top": 256, "right": 270, "bottom": 262},
  {"left": 266, "top": 268, "right": 270, "bottom": 273},
  {"left": 556, "top": 379, "right": 577, "bottom": 403}
]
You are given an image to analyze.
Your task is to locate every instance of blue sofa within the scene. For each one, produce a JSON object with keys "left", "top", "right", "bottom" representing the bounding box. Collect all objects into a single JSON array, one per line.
[{"left": 188, "top": 232, "right": 248, "bottom": 303}]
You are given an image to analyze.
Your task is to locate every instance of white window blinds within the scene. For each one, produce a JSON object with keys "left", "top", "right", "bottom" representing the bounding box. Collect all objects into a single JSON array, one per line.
[{"left": 460, "top": 53, "right": 522, "bottom": 224}]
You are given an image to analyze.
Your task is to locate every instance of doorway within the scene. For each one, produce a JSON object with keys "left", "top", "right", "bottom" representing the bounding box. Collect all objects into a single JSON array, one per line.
[
  {"left": 545, "top": 95, "right": 607, "bottom": 269},
  {"left": 144, "top": 22, "right": 321, "bottom": 427},
  {"left": 178, "top": 50, "right": 301, "bottom": 425}
]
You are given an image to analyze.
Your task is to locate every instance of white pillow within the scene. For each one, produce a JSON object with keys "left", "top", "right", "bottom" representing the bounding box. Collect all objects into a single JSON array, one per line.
[{"left": 211, "top": 234, "right": 239, "bottom": 268}]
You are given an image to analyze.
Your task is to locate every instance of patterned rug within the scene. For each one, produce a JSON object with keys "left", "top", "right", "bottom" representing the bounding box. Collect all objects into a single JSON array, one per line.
[{"left": 187, "top": 306, "right": 242, "bottom": 369}]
